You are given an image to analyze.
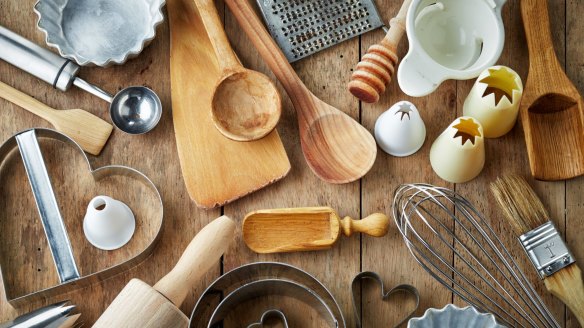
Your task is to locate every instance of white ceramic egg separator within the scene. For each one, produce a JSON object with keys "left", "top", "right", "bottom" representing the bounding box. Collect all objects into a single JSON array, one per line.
[{"left": 398, "top": 0, "right": 507, "bottom": 97}]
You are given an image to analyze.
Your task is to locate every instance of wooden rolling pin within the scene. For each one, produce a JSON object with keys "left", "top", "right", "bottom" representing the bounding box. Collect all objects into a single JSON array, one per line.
[
  {"left": 92, "top": 215, "right": 235, "bottom": 327},
  {"left": 348, "top": 0, "right": 412, "bottom": 103}
]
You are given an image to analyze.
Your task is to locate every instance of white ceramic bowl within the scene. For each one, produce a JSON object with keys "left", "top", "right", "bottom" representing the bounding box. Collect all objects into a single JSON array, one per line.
[
  {"left": 35, "top": 0, "right": 166, "bottom": 66},
  {"left": 408, "top": 304, "right": 506, "bottom": 328}
]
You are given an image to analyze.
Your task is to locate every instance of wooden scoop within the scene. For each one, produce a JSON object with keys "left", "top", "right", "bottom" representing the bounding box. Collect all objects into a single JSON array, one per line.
[
  {"left": 520, "top": 0, "right": 584, "bottom": 180},
  {"left": 0, "top": 81, "right": 112, "bottom": 155},
  {"left": 194, "top": 0, "right": 281, "bottom": 142},
  {"left": 243, "top": 207, "right": 389, "bottom": 253},
  {"left": 92, "top": 215, "right": 236, "bottom": 328},
  {"left": 225, "top": 0, "right": 377, "bottom": 183}
]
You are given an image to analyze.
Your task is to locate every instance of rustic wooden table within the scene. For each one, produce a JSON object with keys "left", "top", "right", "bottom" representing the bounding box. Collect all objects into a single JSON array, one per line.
[{"left": 0, "top": 0, "right": 583, "bottom": 327}]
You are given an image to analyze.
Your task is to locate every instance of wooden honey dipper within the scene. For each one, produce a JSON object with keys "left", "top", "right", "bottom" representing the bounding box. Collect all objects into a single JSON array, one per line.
[{"left": 348, "top": 0, "right": 412, "bottom": 103}]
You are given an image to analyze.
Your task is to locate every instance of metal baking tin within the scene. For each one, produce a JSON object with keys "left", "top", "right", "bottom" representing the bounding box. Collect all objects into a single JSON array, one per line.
[
  {"left": 0, "top": 128, "right": 163, "bottom": 305},
  {"left": 34, "top": 0, "right": 166, "bottom": 66},
  {"left": 189, "top": 262, "right": 346, "bottom": 328}
]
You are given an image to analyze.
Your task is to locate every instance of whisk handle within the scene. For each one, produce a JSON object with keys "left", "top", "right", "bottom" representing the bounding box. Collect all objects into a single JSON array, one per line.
[
  {"left": 341, "top": 213, "right": 389, "bottom": 238},
  {"left": 544, "top": 264, "right": 584, "bottom": 326}
]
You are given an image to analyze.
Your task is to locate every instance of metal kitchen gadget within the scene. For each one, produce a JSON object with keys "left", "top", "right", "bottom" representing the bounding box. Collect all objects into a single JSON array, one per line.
[
  {"left": 398, "top": 0, "right": 507, "bottom": 97},
  {"left": 0, "top": 301, "right": 80, "bottom": 328},
  {"left": 0, "top": 128, "right": 163, "bottom": 305},
  {"left": 256, "top": 0, "right": 386, "bottom": 63},
  {"left": 0, "top": 25, "right": 162, "bottom": 135},
  {"left": 392, "top": 184, "right": 560, "bottom": 328},
  {"left": 190, "top": 262, "right": 346, "bottom": 328},
  {"left": 351, "top": 271, "right": 419, "bottom": 328},
  {"left": 34, "top": 0, "right": 166, "bottom": 67}
]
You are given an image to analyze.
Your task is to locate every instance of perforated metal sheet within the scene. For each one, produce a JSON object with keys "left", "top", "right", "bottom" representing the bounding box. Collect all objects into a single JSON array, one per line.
[{"left": 256, "top": 0, "right": 385, "bottom": 62}]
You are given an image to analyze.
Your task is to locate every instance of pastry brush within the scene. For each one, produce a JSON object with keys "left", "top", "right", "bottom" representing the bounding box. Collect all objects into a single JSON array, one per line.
[{"left": 491, "top": 175, "right": 584, "bottom": 326}]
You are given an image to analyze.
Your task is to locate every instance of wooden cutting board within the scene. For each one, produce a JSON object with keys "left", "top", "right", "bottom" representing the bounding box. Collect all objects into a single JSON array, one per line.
[{"left": 167, "top": 0, "right": 290, "bottom": 209}]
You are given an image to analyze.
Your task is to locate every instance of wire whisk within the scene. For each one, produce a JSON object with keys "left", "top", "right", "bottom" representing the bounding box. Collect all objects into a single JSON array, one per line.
[{"left": 392, "top": 184, "right": 560, "bottom": 328}]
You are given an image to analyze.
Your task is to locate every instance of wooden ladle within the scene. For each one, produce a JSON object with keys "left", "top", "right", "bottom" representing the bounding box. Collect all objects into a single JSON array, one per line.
[
  {"left": 0, "top": 81, "right": 112, "bottom": 155},
  {"left": 194, "top": 0, "right": 281, "bottom": 142},
  {"left": 520, "top": 0, "right": 584, "bottom": 180},
  {"left": 225, "top": 0, "right": 377, "bottom": 183},
  {"left": 243, "top": 207, "right": 389, "bottom": 253}
]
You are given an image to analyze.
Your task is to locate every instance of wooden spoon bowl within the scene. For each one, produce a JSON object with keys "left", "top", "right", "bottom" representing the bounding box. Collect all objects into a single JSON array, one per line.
[
  {"left": 520, "top": 0, "right": 584, "bottom": 180},
  {"left": 212, "top": 69, "right": 281, "bottom": 141}
]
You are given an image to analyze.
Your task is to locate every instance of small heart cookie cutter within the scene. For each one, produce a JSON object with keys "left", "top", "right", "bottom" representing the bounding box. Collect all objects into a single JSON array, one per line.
[
  {"left": 0, "top": 128, "right": 163, "bottom": 305},
  {"left": 247, "top": 309, "right": 289, "bottom": 328},
  {"left": 351, "top": 271, "right": 420, "bottom": 328}
]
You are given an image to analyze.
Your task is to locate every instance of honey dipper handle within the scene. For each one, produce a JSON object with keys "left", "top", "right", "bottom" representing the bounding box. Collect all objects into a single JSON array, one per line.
[
  {"left": 341, "top": 213, "right": 390, "bottom": 237},
  {"left": 348, "top": 0, "right": 411, "bottom": 103},
  {"left": 153, "top": 215, "right": 235, "bottom": 307}
]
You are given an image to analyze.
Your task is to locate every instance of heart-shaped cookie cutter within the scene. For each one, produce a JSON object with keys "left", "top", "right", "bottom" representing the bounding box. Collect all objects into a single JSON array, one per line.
[
  {"left": 247, "top": 309, "right": 289, "bottom": 328},
  {"left": 189, "top": 262, "right": 346, "bottom": 328},
  {"left": 0, "top": 128, "right": 163, "bottom": 305},
  {"left": 351, "top": 271, "right": 420, "bottom": 328}
]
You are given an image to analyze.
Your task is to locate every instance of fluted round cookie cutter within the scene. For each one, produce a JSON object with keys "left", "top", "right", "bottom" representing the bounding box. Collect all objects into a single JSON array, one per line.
[
  {"left": 189, "top": 262, "right": 346, "bottom": 328},
  {"left": 0, "top": 128, "right": 163, "bottom": 305}
]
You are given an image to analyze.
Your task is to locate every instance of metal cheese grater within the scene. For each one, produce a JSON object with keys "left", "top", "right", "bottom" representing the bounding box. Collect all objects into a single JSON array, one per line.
[{"left": 256, "top": 0, "right": 386, "bottom": 62}]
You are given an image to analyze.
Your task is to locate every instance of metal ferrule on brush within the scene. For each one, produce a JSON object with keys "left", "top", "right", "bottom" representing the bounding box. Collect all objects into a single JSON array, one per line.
[{"left": 519, "top": 221, "right": 575, "bottom": 278}]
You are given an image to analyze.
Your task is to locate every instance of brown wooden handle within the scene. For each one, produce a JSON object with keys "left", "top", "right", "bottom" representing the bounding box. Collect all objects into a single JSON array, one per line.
[
  {"left": 544, "top": 264, "right": 584, "bottom": 326},
  {"left": 340, "top": 213, "right": 389, "bottom": 238},
  {"left": 348, "top": 0, "right": 411, "bottom": 103},
  {"left": 0, "top": 80, "right": 57, "bottom": 122},
  {"left": 520, "top": 0, "right": 560, "bottom": 68},
  {"left": 224, "top": 0, "right": 311, "bottom": 102},
  {"left": 153, "top": 215, "right": 235, "bottom": 307},
  {"left": 193, "top": 0, "right": 240, "bottom": 71}
]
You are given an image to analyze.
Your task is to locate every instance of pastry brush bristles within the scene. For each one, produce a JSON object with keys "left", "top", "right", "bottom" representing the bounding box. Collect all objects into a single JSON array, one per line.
[{"left": 490, "top": 175, "right": 550, "bottom": 235}]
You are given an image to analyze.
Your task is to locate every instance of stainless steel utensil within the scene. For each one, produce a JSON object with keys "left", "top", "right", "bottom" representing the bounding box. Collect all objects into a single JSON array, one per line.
[
  {"left": 256, "top": 0, "right": 386, "bottom": 62},
  {"left": 0, "top": 301, "right": 79, "bottom": 328},
  {"left": 392, "top": 184, "right": 560, "bottom": 328},
  {"left": 34, "top": 0, "right": 165, "bottom": 67},
  {"left": 0, "top": 25, "right": 161, "bottom": 135}
]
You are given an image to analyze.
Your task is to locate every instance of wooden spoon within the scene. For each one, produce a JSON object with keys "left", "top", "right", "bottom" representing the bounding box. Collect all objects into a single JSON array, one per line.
[
  {"left": 243, "top": 207, "right": 389, "bottom": 253},
  {"left": 225, "top": 0, "right": 377, "bottom": 183},
  {"left": 194, "top": 0, "right": 281, "bottom": 142},
  {"left": 0, "top": 81, "right": 112, "bottom": 155},
  {"left": 520, "top": 0, "right": 584, "bottom": 180}
]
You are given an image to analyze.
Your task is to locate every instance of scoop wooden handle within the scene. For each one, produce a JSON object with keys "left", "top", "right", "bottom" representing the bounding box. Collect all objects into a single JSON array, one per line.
[
  {"left": 348, "top": 0, "right": 411, "bottom": 103},
  {"left": 153, "top": 215, "right": 235, "bottom": 307},
  {"left": 544, "top": 264, "right": 584, "bottom": 326},
  {"left": 340, "top": 213, "right": 389, "bottom": 237}
]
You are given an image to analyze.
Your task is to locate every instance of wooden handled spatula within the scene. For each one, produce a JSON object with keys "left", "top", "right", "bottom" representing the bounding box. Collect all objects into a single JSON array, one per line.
[{"left": 92, "top": 215, "right": 236, "bottom": 328}]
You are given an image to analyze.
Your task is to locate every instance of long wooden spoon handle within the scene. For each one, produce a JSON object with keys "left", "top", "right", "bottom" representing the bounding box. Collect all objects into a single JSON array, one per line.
[
  {"left": 153, "top": 215, "right": 235, "bottom": 307},
  {"left": 0, "top": 81, "right": 56, "bottom": 122},
  {"left": 341, "top": 213, "right": 389, "bottom": 237},
  {"left": 544, "top": 264, "right": 584, "bottom": 326},
  {"left": 224, "top": 0, "right": 309, "bottom": 99},
  {"left": 520, "top": 0, "right": 559, "bottom": 67},
  {"left": 193, "top": 0, "right": 240, "bottom": 71}
]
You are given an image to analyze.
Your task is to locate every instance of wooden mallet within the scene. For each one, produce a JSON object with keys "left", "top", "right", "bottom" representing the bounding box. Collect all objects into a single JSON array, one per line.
[{"left": 92, "top": 215, "right": 235, "bottom": 327}]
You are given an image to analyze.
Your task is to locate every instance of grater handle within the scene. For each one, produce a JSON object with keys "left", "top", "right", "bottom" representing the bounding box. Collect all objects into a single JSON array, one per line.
[
  {"left": 224, "top": 0, "right": 310, "bottom": 101},
  {"left": 348, "top": 0, "right": 411, "bottom": 103},
  {"left": 193, "top": 0, "right": 242, "bottom": 72}
]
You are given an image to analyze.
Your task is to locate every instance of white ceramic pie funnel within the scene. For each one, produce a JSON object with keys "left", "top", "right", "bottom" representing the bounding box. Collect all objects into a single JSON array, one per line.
[
  {"left": 83, "top": 196, "right": 135, "bottom": 250},
  {"left": 375, "top": 101, "right": 426, "bottom": 157},
  {"left": 398, "top": 0, "right": 507, "bottom": 97}
]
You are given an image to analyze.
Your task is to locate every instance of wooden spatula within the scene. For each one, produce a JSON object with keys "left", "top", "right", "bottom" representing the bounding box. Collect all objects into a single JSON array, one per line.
[
  {"left": 0, "top": 81, "right": 112, "bottom": 156},
  {"left": 243, "top": 207, "right": 389, "bottom": 253},
  {"left": 520, "top": 0, "right": 584, "bottom": 180},
  {"left": 225, "top": 0, "right": 377, "bottom": 184},
  {"left": 92, "top": 215, "right": 235, "bottom": 328}
]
